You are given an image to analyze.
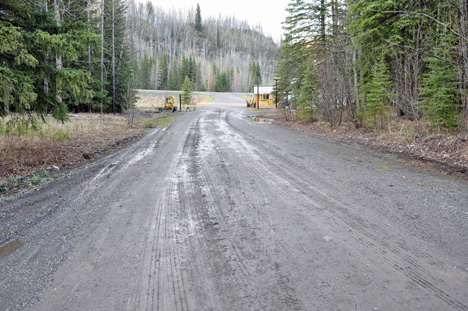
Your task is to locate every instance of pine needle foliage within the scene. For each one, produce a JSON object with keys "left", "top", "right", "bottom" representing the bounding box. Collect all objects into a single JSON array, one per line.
[{"left": 0, "top": 0, "right": 135, "bottom": 129}]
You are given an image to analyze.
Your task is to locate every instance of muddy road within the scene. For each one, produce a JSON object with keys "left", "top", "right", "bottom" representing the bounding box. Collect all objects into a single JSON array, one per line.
[{"left": 1, "top": 93, "right": 468, "bottom": 310}]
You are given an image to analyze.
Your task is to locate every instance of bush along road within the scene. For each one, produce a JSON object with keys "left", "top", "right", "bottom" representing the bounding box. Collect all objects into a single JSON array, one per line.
[{"left": 1, "top": 93, "right": 468, "bottom": 310}]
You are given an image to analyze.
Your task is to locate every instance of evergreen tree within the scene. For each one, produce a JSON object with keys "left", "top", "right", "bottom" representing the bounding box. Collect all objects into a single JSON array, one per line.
[
  {"left": 0, "top": 17, "right": 38, "bottom": 119},
  {"left": 276, "top": 13, "right": 309, "bottom": 107},
  {"left": 298, "top": 60, "right": 319, "bottom": 111},
  {"left": 160, "top": 52, "right": 168, "bottom": 89},
  {"left": 215, "top": 70, "right": 231, "bottom": 92},
  {"left": 255, "top": 62, "right": 262, "bottom": 85},
  {"left": 195, "top": 3, "right": 203, "bottom": 32},
  {"left": 216, "top": 24, "right": 221, "bottom": 48},
  {"left": 211, "top": 63, "right": 218, "bottom": 91},
  {"left": 181, "top": 76, "right": 193, "bottom": 105},
  {"left": 168, "top": 62, "right": 180, "bottom": 90},
  {"left": 249, "top": 61, "right": 262, "bottom": 85},
  {"left": 0, "top": 0, "right": 134, "bottom": 121},
  {"left": 421, "top": 36, "right": 459, "bottom": 130},
  {"left": 0, "top": 0, "right": 98, "bottom": 124},
  {"left": 365, "top": 56, "right": 392, "bottom": 129},
  {"left": 180, "top": 55, "right": 189, "bottom": 87},
  {"left": 188, "top": 55, "right": 197, "bottom": 82},
  {"left": 139, "top": 53, "right": 151, "bottom": 89}
]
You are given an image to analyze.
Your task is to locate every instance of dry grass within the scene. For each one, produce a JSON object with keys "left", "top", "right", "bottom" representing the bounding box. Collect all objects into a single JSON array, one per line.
[
  {"left": 135, "top": 91, "right": 213, "bottom": 111},
  {"left": 135, "top": 92, "right": 168, "bottom": 109},
  {"left": 0, "top": 113, "right": 154, "bottom": 181}
]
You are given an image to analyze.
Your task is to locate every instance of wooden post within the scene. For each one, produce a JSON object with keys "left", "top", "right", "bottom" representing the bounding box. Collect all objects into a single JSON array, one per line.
[
  {"left": 256, "top": 82, "right": 260, "bottom": 109},
  {"left": 275, "top": 79, "right": 278, "bottom": 109},
  {"left": 179, "top": 94, "right": 182, "bottom": 112}
]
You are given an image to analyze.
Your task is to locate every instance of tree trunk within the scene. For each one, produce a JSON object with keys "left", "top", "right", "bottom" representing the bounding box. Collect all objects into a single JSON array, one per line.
[
  {"left": 352, "top": 44, "right": 359, "bottom": 113},
  {"left": 458, "top": 0, "right": 468, "bottom": 134},
  {"left": 43, "top": 1, "right": 49, "bottom": 114},
  {"left": 100, "top": 0, "right": 105, "bottom": 114},
  {"left": 54, "top": 0, "right": 62, "bottom": 105},
  {"left": 4, "top": 87, "right": 10, "bottom": 113},
  {"left": 320, "top": 0, "right": 326, "bottom": 44},
  {"left": 112, "top": 0, "right": 116, "bottom": 113},
  {"left": 88, "top": 0, "right": 92, "bottom": 112}
]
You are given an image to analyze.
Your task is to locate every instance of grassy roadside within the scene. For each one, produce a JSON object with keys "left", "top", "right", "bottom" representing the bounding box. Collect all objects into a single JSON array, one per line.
[
  {"left": 135, "top": 91, "right": 214, "bottom": 111},
  {"left": 0, "top": 89, "right": 201, "bottom": 202},
  {"left": 0, "top": 112, "right": 173, "bottom": 202}
]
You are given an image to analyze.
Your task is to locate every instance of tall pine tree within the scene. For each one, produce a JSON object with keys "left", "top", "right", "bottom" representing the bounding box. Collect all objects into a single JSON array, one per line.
[
  {"left": 195, "top": 3, "right": 202, "bottom": 32},
  {"left": 421, "top": 35, "right": 459, "bottom": 131},
  {"left": 365, "top": 55, "right": 393, "bottom": 129}
]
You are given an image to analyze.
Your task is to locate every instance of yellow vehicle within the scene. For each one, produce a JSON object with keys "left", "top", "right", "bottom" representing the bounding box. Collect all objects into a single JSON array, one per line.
[
  {"left": 164, "top": 96, "right": 175, "bottom": 110},
  {"left": 246, "top": 93, "right": 275, "bottom": 108}
]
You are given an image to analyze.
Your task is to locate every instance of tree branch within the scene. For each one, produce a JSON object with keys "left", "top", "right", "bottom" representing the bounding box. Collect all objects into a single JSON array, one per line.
[{"left": 371, "top": 9, "right": 466, "bottom": 41}]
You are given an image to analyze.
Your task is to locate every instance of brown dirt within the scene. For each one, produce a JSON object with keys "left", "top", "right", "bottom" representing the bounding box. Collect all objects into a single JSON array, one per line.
[{"left": 268, "top": 110, "right": 468, "bottom": 179}]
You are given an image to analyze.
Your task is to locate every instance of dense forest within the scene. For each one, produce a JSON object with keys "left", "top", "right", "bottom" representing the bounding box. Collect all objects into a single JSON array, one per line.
[
  {"left": 0, "top": 0, "right": 278, "bottom": 126},
  {"left": 128, "top": 1, "right": 279, "bottom": 92},
  {"left": 277, "top": 0, "right": 468, "bottom": 132},
  {"left": 1, "top": 0, "right": 133, "bottom": 126}
]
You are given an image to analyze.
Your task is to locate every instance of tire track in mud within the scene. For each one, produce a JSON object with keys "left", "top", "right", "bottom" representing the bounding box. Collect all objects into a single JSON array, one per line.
[
  {"left": 220, "top": 110, "right": 468, "bottom": 310},
  {"left": 192, "top": 111, "right": 303, "bottom": 310},
  {"left": 126, "top": 123, "right": 198, "bottom": 311},
  {"left": 128, "top": 114, "right": 242, "bottom": 311},
  {"left": 143, "top": 183, "right": 188, "bottom": 311},
  {"left": 134, "top": 111, "right": 304, "bottom": 310},
  {"left": 175, "top": 118, "right": 225, "bottom": 309}
]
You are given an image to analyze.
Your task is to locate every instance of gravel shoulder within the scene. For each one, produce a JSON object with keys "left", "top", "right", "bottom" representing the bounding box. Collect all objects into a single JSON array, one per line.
[{"left": 1, "top": 93, "right": 468, "bottom": 310}]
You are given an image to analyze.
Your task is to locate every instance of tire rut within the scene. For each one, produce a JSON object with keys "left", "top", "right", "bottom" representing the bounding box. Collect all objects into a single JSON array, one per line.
[{"left": 170, "top": 112, "right": 303, "bottom": 310}]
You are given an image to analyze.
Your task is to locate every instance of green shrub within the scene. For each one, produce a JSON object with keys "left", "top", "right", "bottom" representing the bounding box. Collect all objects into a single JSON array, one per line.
[{"left": 51, "top": 129, "right": 71, "bottom": 141}]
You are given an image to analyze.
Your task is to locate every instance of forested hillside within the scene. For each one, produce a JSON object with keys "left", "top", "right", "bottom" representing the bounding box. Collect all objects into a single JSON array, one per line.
[
  {"left": 0, "top": 0, "right": 279, "bottom": 127},
  {"left": 277, "top": 0, "right": 468, "bottom": 133},
  {"left": 127, "top": 1, "right": 279, "bottom": 92}
]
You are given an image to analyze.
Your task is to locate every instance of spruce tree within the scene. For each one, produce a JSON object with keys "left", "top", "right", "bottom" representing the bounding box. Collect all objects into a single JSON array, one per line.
[
  {"left": 180, "top": 55, "right": 189, "bottom": 87},
  {"left": 168, "top": 62, "right": 180, "bottom": 90},
  {"left": 139, "top": 53, "right": 151, "bottom": 89},
  {"left": 421, "top": 36, "right": 459, "bottom": 131},
  {"left": 216, "top": 24, "right": 221, "bottom": 48},
  {"left": 160, "top": 52, "right": 168, "bottom": 90},
  {"left": 182, "top": 76, "right": 193, "bottom": 105},
  {"left": 195, "top": 3, "right": 202, "bottom": 32},
  {"left": 215, "top": 70, "right": 231, "bottom": 92},
  {"left": 0, "top": 0, "right": 98, "bottom": 124},
  {"left": 0, "top": 18, "right": 38, "bottom": 119},
  {"left": 299, "top": 60, "right": 319, "bottom": 113},
  {"left": 365, "top": 56, "right": 392, "bottom": 129}
]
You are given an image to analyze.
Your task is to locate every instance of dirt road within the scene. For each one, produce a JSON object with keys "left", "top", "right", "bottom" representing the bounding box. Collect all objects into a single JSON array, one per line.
[{"left": 1, "top": 93, "right": 468, "bottom": 310}]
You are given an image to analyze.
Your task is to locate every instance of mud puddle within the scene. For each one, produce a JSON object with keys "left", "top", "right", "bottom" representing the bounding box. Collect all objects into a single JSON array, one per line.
[
  {"left": 248, "top": 116, "right": 272, "bottom": 123},
  {"left": 0, "top": 239, "right": 24, "bottom": 260}
]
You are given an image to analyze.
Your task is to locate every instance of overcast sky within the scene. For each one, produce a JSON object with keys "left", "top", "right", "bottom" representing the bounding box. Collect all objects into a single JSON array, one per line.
[{"left": 146, "top": 0, "right": 290, "bottom": 43}]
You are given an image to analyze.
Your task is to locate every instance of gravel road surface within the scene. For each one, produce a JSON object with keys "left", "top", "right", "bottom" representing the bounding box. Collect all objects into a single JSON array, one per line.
[{"left": 1, "top": 93, "right": 468, "bottom": 310}]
